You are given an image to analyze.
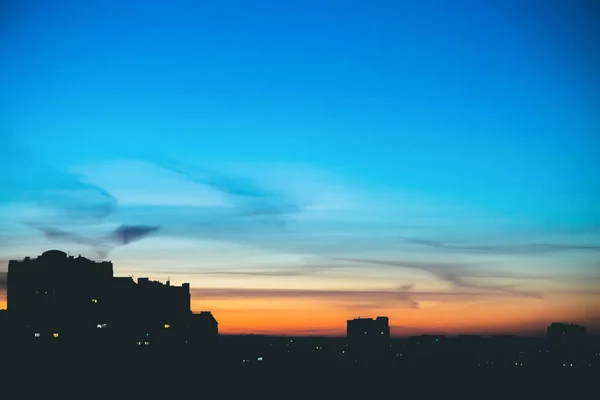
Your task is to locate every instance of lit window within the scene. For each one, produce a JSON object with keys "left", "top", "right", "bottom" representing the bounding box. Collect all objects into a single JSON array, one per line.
[
  {"left": 53, "top": 333, "right": 59, "bottom": 338},
  {"left": 144, "top": 341, "right": 150, "bottom": 345},
  {"left": 34, "top": 333, "right": 40, "bottom": 338},
  {"left": 137, "top": 342, "right": 142, "bottom": 345},
  {"left": 258, "top": 357, "right": 263, "bottom": 361},
  {"left": 381, "top": 332, "right": 384, "bottom": 335},
  {"left": 92, "top": 299, "right": 98, "bottom": 304},
  {"left": 164, "top": 324, "right": 170, "bottom": 329},
  {"left": 97, "top": 324, "right": 107, "bottom": 329}
]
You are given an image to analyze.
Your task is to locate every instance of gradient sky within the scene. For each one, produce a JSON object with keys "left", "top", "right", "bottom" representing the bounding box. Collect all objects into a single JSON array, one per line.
[{"left": 1, "top": 0, "right": 599, "bottom": 336}]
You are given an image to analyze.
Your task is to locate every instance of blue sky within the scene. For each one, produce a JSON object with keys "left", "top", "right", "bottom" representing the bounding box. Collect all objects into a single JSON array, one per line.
[{"left": 1, "top": 0, "right": 599, "bottom": 334}]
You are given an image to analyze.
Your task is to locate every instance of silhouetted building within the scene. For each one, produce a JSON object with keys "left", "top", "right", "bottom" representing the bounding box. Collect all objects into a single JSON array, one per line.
[
  {"left": 347, "top": 317, "right": 390, "bottom": 360},
  {"left": 7, "top": 250, "right": 113, "bottom": 316},
  {"left": 188, "top": 311, "right": 219, "bottom": 348},
  {"left": 347, "top": 316, "right": 390, "bottom": 340},
  {"left": 547, "top": 323, "right": 587, "bottom": 346},
  {"left": 2, "top": 250, "right": 217, "bottom": 350},
  {"left": 547, "top": 322, "right": 589, "bottom": 365}
]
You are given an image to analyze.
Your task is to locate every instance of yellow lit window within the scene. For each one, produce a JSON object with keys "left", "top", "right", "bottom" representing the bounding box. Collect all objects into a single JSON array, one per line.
[
  {"left": 92, "top": 299, "right": 98, "bottom": 303},
  {"left": 53, "top": 333, "right": 59, "bottom": 338},
  {"left": 164, "top": 324, "right": 170, "bottom": 329}
]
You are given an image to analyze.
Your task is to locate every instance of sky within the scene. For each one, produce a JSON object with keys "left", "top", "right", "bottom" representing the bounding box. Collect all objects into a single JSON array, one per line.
[{"left": 1, "top": 0, "right": 599, "bottom": 336}]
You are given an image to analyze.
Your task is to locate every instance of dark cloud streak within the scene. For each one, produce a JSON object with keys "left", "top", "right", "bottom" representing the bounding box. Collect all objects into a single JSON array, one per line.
[
  {"left": 400, "top": 236, "right": 600, "bottom": 254},
  {"left": 190, "top": 287, "right": 531, "bottom": 303},
  {"left": 156, "top": 161, "right": 299, "bottom": 219},
  {"left": 25, "top": 223, "right": 161, "bottom": 259},
  {"left": 333, "top": 258, "right": 543, "bottom": 299},
  {"left": 113, "top": 225, "right": 160, "bottom": 245}
]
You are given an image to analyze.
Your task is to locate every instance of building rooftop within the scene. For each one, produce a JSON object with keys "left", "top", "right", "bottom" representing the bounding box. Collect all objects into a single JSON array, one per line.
[{"left": 41, "top": 250, "right": 67, "bottom": 258}]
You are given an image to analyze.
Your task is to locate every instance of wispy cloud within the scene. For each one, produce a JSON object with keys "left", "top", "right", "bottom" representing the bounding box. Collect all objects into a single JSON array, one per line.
[
  {"left": 147, "top": 261, "right": 351, "bottom": 278},
  {"left": 14, "top": 156, "right": 303, "bottom": 256},
  {"left": 333, "top": 258, "right": 543, "bottom": 299},
  {"left": 190, "top": 286, "right": 531, "bottom": 309},
  {"left": 113, "top": 225, "right": 160, "bottom": 245},
  {"left": 0, "top": 272, "right": 6, "bottom": 291},
  {"left": 184, "top": 270, "right": 320, "bottom": 278},
  {"left": 0, "top": 271, "right": 6, "bottom": 301},
  {"left": 1, "top": 140, "right": 117, "bottom": 225},
  {"left": 26, "top": 223, "right": 160, "bottom": 258},
  {"left": 155, "top": 160, "right": 300, "bottom": 219},
  {"left": 400, "top": 236, "right": 600, "bottom": 254}
]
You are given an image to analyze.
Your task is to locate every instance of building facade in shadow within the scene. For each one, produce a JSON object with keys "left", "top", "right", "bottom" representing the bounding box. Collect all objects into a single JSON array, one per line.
[
  {"left": 1, "top": 250, "right": 217, "bottom": 352},
  {"left": 346, "top": 316, "right": 390, "bottom": 363},
  {"left": 547, "top": 322, "right": 590, "bottom": 366}
]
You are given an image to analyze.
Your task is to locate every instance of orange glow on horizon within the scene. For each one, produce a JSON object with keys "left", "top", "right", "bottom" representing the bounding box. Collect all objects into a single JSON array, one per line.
[
  {"left": 192, "top": 293, "right": 600, "bottom": 336},
  {"left": 2, "top": 291, "right": 598, "bottom": 336}
]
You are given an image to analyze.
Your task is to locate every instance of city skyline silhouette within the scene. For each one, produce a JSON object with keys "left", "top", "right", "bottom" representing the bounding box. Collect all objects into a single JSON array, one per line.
[
  {"left": 2, "top": 246, "right": 599, "bottom": 337},
  {"left": 0, "top": 248, "right": 598, "bottom": 397},
  {"left": 1, "top": 7, "right": 599, "bottom": 397},
  {"left": 1, "top": 250, "right": 598, "bottom": 341}
]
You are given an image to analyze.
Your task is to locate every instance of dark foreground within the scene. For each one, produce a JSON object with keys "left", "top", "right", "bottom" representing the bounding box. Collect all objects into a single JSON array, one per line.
[{"left": 0, "top": 347, "right": 596, "bottom": 398}]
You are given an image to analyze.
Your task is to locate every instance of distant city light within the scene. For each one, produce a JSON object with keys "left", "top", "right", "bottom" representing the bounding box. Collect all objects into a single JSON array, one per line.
[
  {"left": 91, "top": 299, "right": 98, "bottom": 304},
  {"left": 34, "top": 333, "right": 40, "bottom": 338},
  {"left": 53, "top": 333, "right": 59, "bottom": 338},
  {"left": 164, "top": 324, "right": 170, "bottom": 329},
  {"left": 258, "top": 357, "right": 263, "bottom": 361}
]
